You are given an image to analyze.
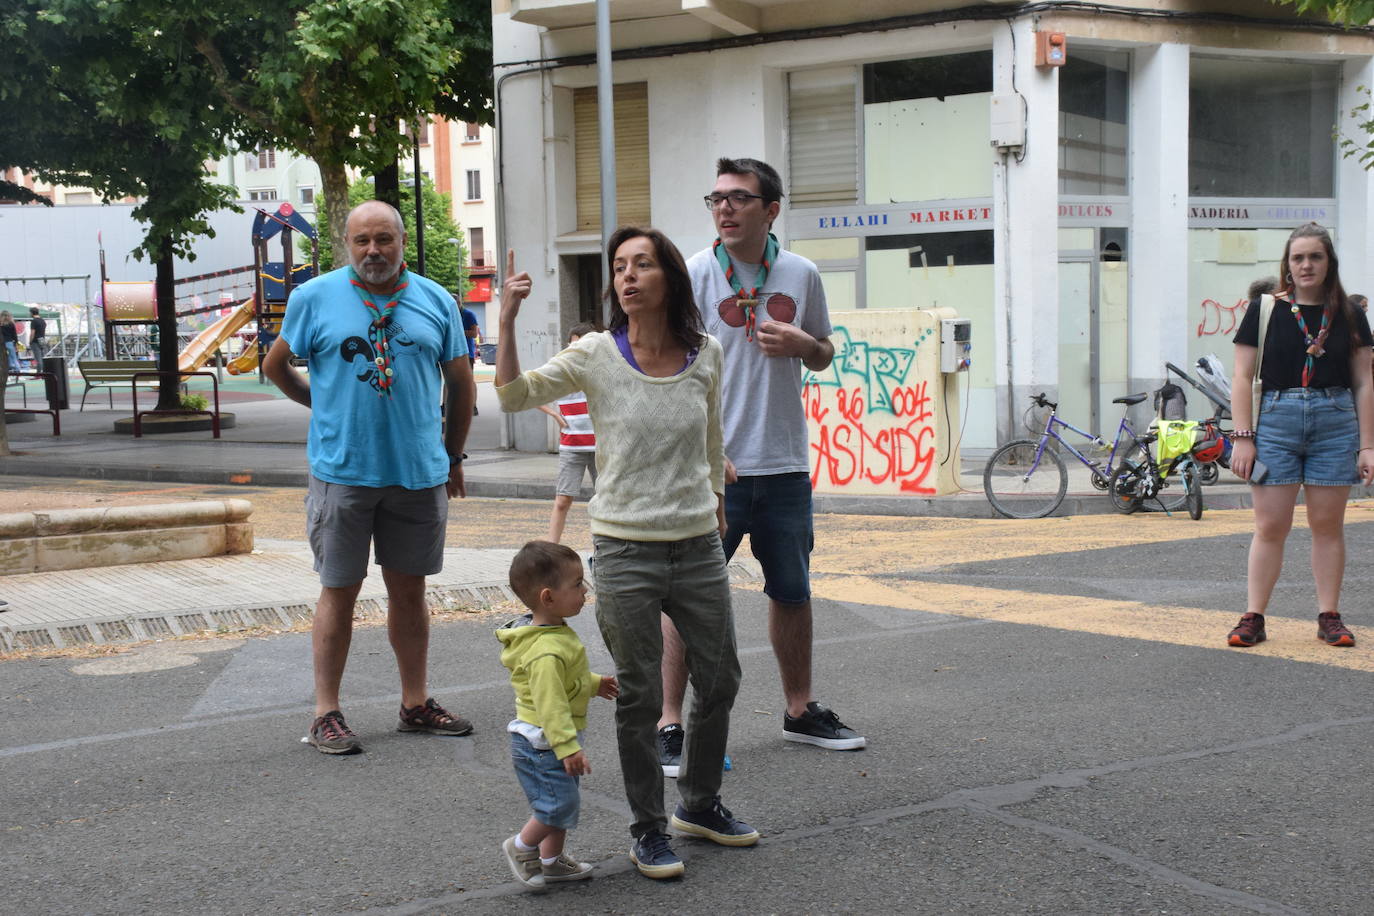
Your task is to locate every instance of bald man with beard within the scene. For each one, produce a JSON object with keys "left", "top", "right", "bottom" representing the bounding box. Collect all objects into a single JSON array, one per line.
[{"left": 265, "top": 200, "right": 476, "bottom": 755}]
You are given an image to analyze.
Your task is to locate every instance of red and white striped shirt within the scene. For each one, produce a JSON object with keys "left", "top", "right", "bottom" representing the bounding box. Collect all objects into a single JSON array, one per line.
[{"left": 556, "top": 390, "right": 595, "bottom": 452}]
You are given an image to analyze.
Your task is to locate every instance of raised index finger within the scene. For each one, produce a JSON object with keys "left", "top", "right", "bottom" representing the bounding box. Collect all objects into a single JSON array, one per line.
[{"left": 506, "top": 247, "right": 516, "bottom": 278}]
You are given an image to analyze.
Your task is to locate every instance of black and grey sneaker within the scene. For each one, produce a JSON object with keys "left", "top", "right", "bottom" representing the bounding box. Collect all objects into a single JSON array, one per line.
[
  {"left": 783, "top": 702, "right": 866, "bottom": 750},
  {"left": 658, "top": 723, "right": 684, "bottom": 778},
  {"left": 670, "top": 796, "right": 759, "bottom": 846},
  {"left": 630, "top": 830, "right": 685, "bottom": 879}
]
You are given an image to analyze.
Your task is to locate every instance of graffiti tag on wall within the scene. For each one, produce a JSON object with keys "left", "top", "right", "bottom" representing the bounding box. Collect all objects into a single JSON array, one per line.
[
  {"left": 803, "top": 324, "right": 940, "bottom": 495},
  {"left": 1197, "top": 297, "right": 1248, "bottom": 337}
]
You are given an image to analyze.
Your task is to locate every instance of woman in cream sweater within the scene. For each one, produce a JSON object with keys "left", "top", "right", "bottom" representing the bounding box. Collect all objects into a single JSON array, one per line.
[{"left": 496, "top": 227, "right": 757, "bottom": 881}]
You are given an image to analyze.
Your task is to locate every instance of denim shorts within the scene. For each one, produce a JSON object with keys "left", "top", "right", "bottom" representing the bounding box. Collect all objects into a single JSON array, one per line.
[
  {"left": 510, "top": 732, "right": 580, "bottom": 830},
  {"left": 723, "top": 472, "right": 814, "bottom": 604},
  {"left": 1254, "top": 387, "right": 1360, "bottom": 487},
  {"left": 305, "top": 475, "right": 447, "bottom": 587}
]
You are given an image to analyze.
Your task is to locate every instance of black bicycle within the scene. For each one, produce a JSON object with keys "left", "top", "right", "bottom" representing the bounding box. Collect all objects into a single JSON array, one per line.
[{"left": 1106, "top": 428, "right": 1203, "bottom": 519}]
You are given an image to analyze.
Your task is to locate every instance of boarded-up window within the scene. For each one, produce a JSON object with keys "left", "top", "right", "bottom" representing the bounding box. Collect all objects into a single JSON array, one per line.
[
  {"left": 575, "top": 83, "right": 650, "bottom": 231},
  {"left": 788, "top": 68, "right": 858, "bottom": 207}
]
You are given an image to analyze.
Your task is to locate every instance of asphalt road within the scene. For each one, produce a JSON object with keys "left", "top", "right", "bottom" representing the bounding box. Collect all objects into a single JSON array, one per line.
[{"left": 4, "top": 488, "right": 1374, "bottom": 914}]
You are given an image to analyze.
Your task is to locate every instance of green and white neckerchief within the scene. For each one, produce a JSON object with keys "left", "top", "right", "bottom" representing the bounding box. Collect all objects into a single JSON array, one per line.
[
  {"left": 349, "top": 264, "right": 409, "bottom": 398},
  {"left": 1289, "top": 301, "right": 1331, "bottom": 388},
  {"left": 713, "top": 233, "right": 780, "bottom": 341}
]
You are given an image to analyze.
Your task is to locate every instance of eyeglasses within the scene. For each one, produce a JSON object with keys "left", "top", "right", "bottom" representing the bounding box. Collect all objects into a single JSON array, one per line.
[{"left": 703, "top": 191, "right": 766, "bottom": 211}]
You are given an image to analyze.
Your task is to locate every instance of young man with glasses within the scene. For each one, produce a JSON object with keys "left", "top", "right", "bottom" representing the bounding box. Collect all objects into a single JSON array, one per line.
[{"left": 656, "top": 158, "right": 866, "bottom": 777}]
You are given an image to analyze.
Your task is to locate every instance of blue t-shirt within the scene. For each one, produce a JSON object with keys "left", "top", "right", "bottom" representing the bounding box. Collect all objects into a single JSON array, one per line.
[
  {"left": 280, "top": 266, "right": 464, "bottom": 489},
  {"left": 460, "top": 307, "right": 479, "bottom": 359}
]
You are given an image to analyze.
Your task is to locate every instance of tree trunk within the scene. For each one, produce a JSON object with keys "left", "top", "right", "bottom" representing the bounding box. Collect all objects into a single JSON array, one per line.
[
  {"left": 320, "top": 162, "right": 352, "bottom": 262},
  {"left": 155, "top": 238, "right": 181, "bottom": 411},
  {"left": 374, "top": 161, "right": 400, "bottom": 209}
]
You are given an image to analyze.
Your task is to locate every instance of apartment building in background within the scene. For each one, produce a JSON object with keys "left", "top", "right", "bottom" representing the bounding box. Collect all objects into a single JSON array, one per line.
[{"left": 492, "top": 0, "right": 1374, "bottom": 452}]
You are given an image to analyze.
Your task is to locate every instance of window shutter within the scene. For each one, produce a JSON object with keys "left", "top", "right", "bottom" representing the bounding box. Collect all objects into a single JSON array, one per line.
[
  {"left": 788, "top": 68, "right": 858, "bottom": 207},
  {"left": 575, "top": 83, "right": 650, "bottom": 231}
]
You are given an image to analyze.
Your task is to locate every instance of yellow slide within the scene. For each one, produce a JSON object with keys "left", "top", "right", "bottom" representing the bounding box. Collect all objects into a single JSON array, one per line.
[
  {"left": 225, "top": 342, "right": 259, "bottom": 376},
  {"left": 178, "top": 297, "right": 256, "bottom": 374}
]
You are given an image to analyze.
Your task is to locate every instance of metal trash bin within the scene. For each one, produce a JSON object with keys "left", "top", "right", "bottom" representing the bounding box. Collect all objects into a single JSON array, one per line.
[{"left": 41, "top": 356, "right": 69, "bottom": 410}]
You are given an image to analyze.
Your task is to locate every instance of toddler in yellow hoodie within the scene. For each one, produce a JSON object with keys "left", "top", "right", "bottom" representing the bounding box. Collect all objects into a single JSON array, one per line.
[{"left": 498, "top": 540, "right": 618, "bottom": 889}]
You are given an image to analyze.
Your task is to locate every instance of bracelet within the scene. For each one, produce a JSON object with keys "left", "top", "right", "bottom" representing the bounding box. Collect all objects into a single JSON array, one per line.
[
  {"left": 449, "top": 452, "right": 468, "bottom": 465},
  {"left": 1232, "top": 429, "right": 1256, "bottom": 440}
]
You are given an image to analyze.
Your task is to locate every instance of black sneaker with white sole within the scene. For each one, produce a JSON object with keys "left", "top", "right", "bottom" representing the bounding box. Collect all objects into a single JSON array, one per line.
[
  {"left": 783, "top": 702, "right": 866, "bottom": 750},
  {"left": 630, "top": 830, "right": 685, "bottom": 879},
  {"left": 670, "top": 796, "right": 759, "bottom": 846},
  {"left": 658, "top": 723, "right": 684, "bottom": 778}
]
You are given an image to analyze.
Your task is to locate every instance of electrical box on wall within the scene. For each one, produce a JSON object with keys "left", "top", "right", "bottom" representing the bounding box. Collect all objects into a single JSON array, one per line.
[
  {"left": 989, "top": 94, "right": 1025, "bottom": 150},
  {"left": 940, "top": 318, "right": 972, "bottom": 374},
  {"left": 1036, "top": 31, "right": 1067, "bottom": 67}
]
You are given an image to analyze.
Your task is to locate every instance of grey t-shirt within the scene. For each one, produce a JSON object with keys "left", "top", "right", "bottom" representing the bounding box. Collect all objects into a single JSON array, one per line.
[{"left": 687, "top": 245, "right": 831, "bottom": 476}]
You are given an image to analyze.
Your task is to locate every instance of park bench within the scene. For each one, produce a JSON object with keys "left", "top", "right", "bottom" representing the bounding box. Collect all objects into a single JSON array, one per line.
[{"left": 76, "top": 359, "right": 160, "bottom": 410}]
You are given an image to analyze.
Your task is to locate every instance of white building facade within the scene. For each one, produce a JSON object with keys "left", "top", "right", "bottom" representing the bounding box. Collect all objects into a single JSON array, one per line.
[{"left": 493, "top": 0, "right": 1374, "bottom": 453}]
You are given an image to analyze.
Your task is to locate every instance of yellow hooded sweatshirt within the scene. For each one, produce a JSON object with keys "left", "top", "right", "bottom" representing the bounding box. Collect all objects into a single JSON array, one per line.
[{"left": 496, "top": 616, "right": 604, "bottom": 760}]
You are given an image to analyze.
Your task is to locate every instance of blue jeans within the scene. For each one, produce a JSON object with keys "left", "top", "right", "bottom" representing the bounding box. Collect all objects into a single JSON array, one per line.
[
  {"left": 1255, "top": 387, "right": 1359, "bottom": 486},
  {"left": 510, "top": 732, "right": 581, "bottom": 829},
  {"left": 4, "top": 341, "right": 18, "bottom": 372},
  {"left": 723, "top": 472, "right": 814, "bottom": 604}
]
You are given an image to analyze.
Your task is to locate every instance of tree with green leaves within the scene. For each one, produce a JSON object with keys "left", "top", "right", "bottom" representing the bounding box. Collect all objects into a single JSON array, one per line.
[
  {"left": 313, "top": 174, "right": 469, "bottom": 294},
  {"left": 1272, "top": 0, "right": 1374, "bottom": 25},
  {"left": 181, "top": 0, "right": 492, "bottom": 256},
  {"left": 1270, "top": 0, "right": 1374, "bottom": 167},
  {"left": 0, "top": 1, "right": 257, "bottom": 413}
]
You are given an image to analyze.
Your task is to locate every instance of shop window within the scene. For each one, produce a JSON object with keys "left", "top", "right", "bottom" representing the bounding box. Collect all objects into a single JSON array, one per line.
[
  {"left": 1189, "top": 58, "right": 1338, "bottom": 197},
  {"left": 867, "top": 230, "right": 995, "bottom": 267},
  {"left": 863, "top": 52, "right": 994, "bottom": 204},
  {"left": 574, "top": 83, "right": 650, "bottom": 230},
  {"left": 1059, "top": 50, "right": 1129, "bottom": 195}
]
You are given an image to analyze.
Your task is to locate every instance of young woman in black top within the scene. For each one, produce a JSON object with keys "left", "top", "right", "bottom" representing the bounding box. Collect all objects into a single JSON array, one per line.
[{"left": 1227, "top": 223, "right": 1374, "bottom": 648}]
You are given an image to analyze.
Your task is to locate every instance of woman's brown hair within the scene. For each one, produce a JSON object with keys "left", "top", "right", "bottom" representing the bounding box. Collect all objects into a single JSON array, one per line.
[
  {"left": 1279, "top": 222, "right": 1356, "bottom": 340},
  {"left": 603, "top": 226, "right": 705, "bottom": 353}
]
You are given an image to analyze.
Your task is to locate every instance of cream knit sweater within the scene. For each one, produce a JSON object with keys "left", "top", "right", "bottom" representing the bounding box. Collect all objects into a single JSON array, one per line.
[{"left": 496, "top": 331, "right": 725, "bottom": 541}]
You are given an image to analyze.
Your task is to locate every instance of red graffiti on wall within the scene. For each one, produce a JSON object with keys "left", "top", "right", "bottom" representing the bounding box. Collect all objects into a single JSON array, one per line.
[
  {"left": 804, "top": 380, "right": 938, "bottom": 494},
  {"left": 1197, "top": 297, "right": 1248, "bottom": 337}
]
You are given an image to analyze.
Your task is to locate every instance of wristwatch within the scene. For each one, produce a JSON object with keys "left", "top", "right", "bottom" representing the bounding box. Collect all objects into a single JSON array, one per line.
[{"left": 449, "top": 452, "right": 467, "bottom": 465}]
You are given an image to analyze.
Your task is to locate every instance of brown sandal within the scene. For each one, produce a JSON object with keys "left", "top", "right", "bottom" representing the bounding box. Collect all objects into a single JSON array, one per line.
[{"left": 398, "top": 697, "right": 473, "bottom": 736}]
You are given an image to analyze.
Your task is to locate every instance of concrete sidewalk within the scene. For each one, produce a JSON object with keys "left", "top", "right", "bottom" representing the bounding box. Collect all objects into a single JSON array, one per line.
[
  {"left": 0, "top": 536, "right": 761, "bottom": 653},
  {"left": 0, "top": 370, "right": 1256, "bottom": 517}
]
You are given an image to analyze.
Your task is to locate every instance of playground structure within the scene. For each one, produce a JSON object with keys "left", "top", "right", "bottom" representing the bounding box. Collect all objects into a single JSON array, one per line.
[
  {"left": 229, "top": 203, "right": 318, "bottom": 376},
  {"left": 96, "top": 202, "right": 318, "bottom": 378}
]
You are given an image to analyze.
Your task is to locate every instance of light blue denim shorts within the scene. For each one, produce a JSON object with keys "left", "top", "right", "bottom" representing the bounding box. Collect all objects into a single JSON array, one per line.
[
  {"left": 510, "top": 732, "right": 580, "bottom": 829},
  {"left": 1254, "top": 387, "right": 1359, "bottom": 486}
]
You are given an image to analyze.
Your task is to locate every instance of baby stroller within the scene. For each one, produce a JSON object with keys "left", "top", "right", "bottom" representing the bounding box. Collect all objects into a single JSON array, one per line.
[{"left": 1164, "top": 358, "right": 1234, "bottom": 485}]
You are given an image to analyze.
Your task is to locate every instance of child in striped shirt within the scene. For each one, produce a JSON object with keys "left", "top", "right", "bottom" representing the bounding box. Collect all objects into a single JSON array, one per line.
[{"left": 537, "top": 323, "right": 599, "bottom": 542}]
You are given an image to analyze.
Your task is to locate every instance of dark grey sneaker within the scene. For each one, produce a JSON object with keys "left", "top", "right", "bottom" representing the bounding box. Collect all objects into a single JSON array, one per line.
[
  {"left": 658, "top": 723, "right": 684, "bottom": 778},
  {"left": 308, "top": 710, "right": 362, "bottom": 755},
  {"left": 670, "top": 796, "right": 759, "bottom": 847},
  {"left": 630, "top": 830, "right": 685, "bottom": 879},
  {"left": 783, "top": 702, "right": 866, "bottom": 750}
]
